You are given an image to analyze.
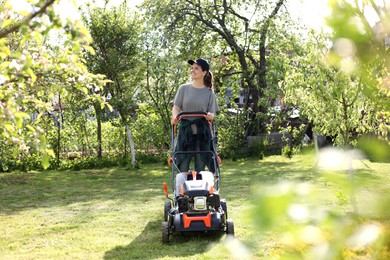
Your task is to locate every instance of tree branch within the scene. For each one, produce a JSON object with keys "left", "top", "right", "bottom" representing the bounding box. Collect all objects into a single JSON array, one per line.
[
  {"left": 353, "top": 0, "right": 374, "bottom": 37},
  {"left": 0, "top": 0, "right": 56, "bottom": 39},
  {"left": 258, "top": 0, "right": 285, "bottom": 83}
]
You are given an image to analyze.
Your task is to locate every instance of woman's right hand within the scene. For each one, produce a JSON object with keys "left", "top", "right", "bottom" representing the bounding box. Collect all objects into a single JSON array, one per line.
[{"left": 172, "top": 105, "right": 180, "bottom": 125}]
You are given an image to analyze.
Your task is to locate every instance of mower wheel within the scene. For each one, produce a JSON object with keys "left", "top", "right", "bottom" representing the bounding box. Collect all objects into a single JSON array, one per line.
[
  {"left": 162, "top": 221, "right": 171, "bottom": 244},
  {"left": 226, "top": 219, "right": 234, "bottom": 237},
  {"left": 164, "top": 200, "right": 171, "bottom": 221},
  {"left": 221, "top": 199, "right": 227, "bottom": 219}
]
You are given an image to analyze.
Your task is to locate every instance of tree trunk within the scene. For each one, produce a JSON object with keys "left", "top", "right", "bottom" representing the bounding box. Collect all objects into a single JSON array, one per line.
[
  {"left": 125, "top": 124, "right": 136, "bottom": 165},
  {"left": 97, "top": 115, "right": 102, "bottom": 159},
  {"left": 123, "top": 126, "right": 127, "bottom": 158},
  {"left": 93, "top": 102, "right": 103, "bottom": 159},
  {"left": 56, "top": 118, "right": 60, "bottom": 164},
  {"left": 82, "top": 118, "right": 91, "bottom": 156},
  {"left": 56, "top": 93, "right": 62, "bottom": 167}
]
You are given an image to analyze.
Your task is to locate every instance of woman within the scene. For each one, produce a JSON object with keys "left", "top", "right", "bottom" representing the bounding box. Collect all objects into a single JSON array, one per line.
[{"left": 172, "top": 58, "right": 219, "bottom": 175}]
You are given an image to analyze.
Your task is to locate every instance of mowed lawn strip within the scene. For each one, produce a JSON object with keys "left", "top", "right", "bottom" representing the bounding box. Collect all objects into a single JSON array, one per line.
[{"left": 0, "top": 154, "right": 389, "bottom": 259}]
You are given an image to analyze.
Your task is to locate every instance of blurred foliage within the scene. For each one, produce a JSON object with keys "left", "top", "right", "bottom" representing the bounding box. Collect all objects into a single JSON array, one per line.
[
  {"left": 357, "top": 135, "right": 390, "bottom": 163},
  {"left": 326, "top": 0, "right": 390, "bottom": 114},
  {"left": 251, "top": 179, "right": 389, "bottom": 259},
  {"left": 283, "top": 30, "right": 388, "bottom": 147}
]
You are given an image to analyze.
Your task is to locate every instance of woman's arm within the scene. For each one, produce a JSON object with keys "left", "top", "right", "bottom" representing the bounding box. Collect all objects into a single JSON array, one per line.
[{"left": 172, "top": 105, "right": 181, "bottom": 124}]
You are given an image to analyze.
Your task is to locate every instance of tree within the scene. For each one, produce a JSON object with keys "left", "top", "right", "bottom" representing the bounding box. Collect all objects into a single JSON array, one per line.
[
  {"left": 326, "top": 0, "right": 390, "bottom": 113},
  {"left": 0, "top": 0, "right": 107, "bottom": 169},
  {"left": 141, "top": 26, "right": 190, "bottom": 137},
  {"left": 82, "top": 1, "right": 142, "bottom": 164},
  {"left": 323, "top": 0, "right": 390, "bottom": 157},
  {"left": 142, "top": 0, "right": 287, "bottom": 135},
  {"left": 283, "top": 29, "right": 388, "bottom": 146}
]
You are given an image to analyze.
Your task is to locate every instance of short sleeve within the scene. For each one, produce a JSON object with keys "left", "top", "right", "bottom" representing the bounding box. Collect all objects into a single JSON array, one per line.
[
  {"left": 173, "top": 85, "right": 185, "bottom": 109},
  {"left": 208, "top": 91, "right": 219, "bottom": 114}
]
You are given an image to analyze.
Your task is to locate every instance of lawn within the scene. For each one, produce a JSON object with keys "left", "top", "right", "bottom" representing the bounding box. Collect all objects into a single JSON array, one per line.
[{"left": 0, "top": 153, "right": 389, "bottom": 259}]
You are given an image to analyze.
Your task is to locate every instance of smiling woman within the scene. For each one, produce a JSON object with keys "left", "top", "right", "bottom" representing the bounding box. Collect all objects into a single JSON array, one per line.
[{"left": 171, "top": 58, "right": 219, "bottom": 173}]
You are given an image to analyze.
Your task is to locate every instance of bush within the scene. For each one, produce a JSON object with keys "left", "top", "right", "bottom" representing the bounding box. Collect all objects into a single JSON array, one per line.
[
  {"left": 281, "top": 144, "right": 293, "bottom": 158},
  {"left": 217, "top": 107, "right": 247, "bottom": 159},
  {"left": 0, "top": 154, "right": 44, "bottom": 173},
  {"left": 57, "top": 157, "right": 134, "bottom": 171},
  {"left": 249, "top": 138, "right": 267, "bottom": 159}
]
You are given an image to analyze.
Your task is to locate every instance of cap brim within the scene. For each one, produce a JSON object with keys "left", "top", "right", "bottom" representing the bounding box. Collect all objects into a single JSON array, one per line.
[{"left": 188, "top": 60, "right": 195, "bottom": 65}]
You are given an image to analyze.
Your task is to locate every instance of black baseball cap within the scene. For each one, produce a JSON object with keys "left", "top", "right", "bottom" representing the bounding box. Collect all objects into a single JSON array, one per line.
[{"left": 188, "top": 58, "right": 210, "bottom": 71}]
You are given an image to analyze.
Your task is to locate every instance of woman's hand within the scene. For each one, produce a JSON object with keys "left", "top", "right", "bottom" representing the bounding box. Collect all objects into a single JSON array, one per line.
[
  {"left": 206, "top": 112, "right": 214, "bottom": 121},
  {"left": 172, "top": 105, "right": 180, "bottom": 124}
]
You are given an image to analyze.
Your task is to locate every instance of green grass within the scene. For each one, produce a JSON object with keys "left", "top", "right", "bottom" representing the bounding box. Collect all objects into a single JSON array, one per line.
[{"left": 0, "top": 154, "right": 389, "bottom": 259}]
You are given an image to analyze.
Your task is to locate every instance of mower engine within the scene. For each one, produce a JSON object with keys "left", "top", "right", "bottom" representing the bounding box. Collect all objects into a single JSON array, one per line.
[
  {"left": 193, "top": 196, "right": 207, "bottom": 210},
  {"left": 178, "top": 172, "right": 221, "bottom": 212}
]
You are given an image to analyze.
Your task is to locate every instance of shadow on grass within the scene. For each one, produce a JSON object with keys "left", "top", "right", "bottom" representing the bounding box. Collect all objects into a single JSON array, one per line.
[
  {"left": 0, "top": 159, "right": 380, "bottom": 216},
  {"left": 221, "top": 161, "right": 318, "bottom": 186},
  {"left": 104, "top": 220, "right": 224, "bottom": 259},
  {"left": 0, "top": 167, "right": 167, "bottom": 215}
]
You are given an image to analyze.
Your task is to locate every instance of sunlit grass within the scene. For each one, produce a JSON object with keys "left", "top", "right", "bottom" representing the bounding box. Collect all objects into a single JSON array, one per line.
[{"left": 0, "top": 154, "right": 389, "bottom": 259}]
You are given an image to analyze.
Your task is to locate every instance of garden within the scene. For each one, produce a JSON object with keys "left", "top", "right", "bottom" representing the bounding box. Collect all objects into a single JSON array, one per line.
[{"left": 1, "top": 0, "right": 390, "bottom": 259}]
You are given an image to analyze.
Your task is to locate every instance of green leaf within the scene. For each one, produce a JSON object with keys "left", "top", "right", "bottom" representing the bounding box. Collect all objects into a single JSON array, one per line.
[
  {"left": 26, "top": 69, "right": 37, "bottom": 83},
  {"left": 39, "top": 134, "right": 47, "bottom": 144},
  {"left": 41, "top": 154, "right": 50, "bottom": 170},
  {"left": 4, "top": 124, "right": 15, "bottom": 133},
  {"left": 26, "top": 124, "right": 36, "bottom": 133},
  {"left": 83, "top": 45, "right": 96, "bottom": 55},
  {"left": 14, "top": 112, "right": 27, "bottom": 128},
  {"left": 1, "top": 46, "right": 11, "bottom": 56},
  {"left": 81, "top": 87, "right": 89, "bottom": 94},
  {"left": 1, "top": 19, "right": 13, "bottom": 29},
  {"left": 47, "top": 149, "right": 55, "bottom": 157},
  {"left": 0, "top": 60, "right": 10, "bottom": 69},
  {"left": 13, "top": 149, "right": 19, "bottom": 158},
  {"left": 19, "top": 10, "right": 30, "bottom": 16}
]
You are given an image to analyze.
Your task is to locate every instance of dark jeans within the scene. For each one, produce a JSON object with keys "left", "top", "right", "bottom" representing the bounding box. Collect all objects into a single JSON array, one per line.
[
  {"left": 176, "top": 134, "right": 207, "bottom": 172},
  {"left": 175, "top": 118, "right": 215, "bottom": 173}
]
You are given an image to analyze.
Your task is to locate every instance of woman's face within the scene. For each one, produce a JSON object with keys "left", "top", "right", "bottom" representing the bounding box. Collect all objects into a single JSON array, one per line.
[{"left": 190, "top": 63, "right": 206, "bottom": 80}]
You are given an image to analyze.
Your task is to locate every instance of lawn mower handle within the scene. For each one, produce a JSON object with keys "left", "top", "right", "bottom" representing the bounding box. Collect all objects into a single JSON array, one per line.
[
  {"left": 173, "top": 111, "right": 213, "bottom": 132},
  {"left": 177, "top": 111, "right": 208, "bottom": 116}
]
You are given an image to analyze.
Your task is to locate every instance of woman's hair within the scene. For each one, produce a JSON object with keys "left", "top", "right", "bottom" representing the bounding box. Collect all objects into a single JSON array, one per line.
[{"left": 203, "top": 70, "right": 213, "bottom": 89}]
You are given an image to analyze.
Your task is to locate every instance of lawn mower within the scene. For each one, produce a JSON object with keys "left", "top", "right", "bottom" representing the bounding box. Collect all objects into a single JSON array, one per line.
[{"left": 162, "top": 111, "right": 234, "bottom": 244}]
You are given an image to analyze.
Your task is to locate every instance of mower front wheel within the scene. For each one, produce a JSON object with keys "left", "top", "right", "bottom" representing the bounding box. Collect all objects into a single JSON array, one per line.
[
  {"left": 162, "top": 221, "right": 171, "bottom": 244},
  {"left": 226, "top": 219, "right": 234, "bottom": 237}
]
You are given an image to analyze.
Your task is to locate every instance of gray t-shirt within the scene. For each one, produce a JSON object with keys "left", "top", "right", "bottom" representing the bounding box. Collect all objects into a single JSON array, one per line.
[{"left": 173, "top": 84, "right": 219, "bottom": 113}]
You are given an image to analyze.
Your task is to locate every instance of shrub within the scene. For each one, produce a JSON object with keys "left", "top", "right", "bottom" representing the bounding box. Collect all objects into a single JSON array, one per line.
[{"left": 249, "top": 138, "right": 267, "bottom": 159}]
